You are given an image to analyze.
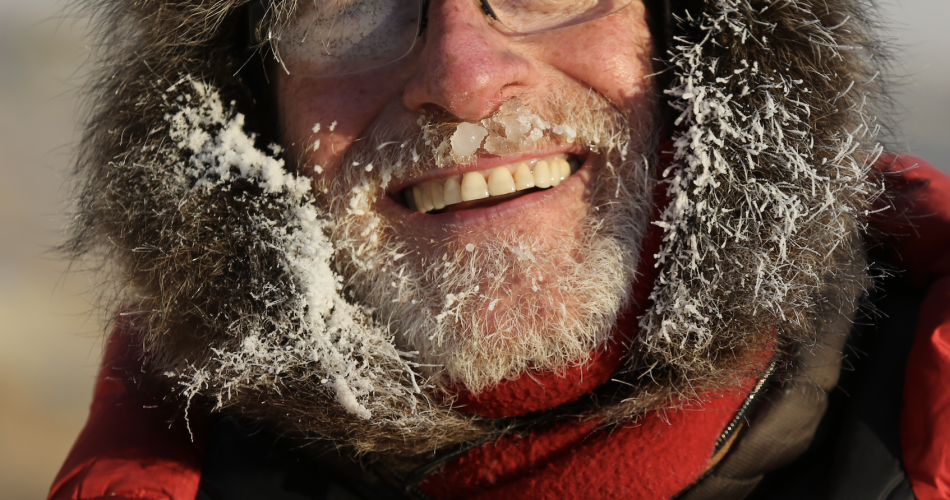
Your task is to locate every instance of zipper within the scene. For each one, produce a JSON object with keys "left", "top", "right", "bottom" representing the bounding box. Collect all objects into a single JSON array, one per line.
[
  {"left": 669, "top": 359, "right": 779, "bottom": 499},
  {"left": 714, "top": 359, "right": 777, "bottom": 453},
  {"left": 384, "top": 360, "right": 778, "bottom": 499}
]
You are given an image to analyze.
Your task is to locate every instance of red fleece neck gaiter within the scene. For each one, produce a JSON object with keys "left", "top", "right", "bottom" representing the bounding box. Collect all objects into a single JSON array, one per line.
[
  {"left": 420, "top": 143, "right": 760, "bottom": 500},
  {"left": 449, "top": 137, "right": 674, "bottom": 420},
  {"left": 419, "top": 216, "right": 757, "bottom": 499},
  {"left": 449, "top": 213, "right": 663, "bottom": 419},
  {"left": 419, "top": 387, "right": 755, "bottom": 500}
]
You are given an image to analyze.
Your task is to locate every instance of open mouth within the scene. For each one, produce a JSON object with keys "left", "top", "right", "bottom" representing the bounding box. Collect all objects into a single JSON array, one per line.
[{"left": 400, "top": 154, "right": 582, "bottom": 214}]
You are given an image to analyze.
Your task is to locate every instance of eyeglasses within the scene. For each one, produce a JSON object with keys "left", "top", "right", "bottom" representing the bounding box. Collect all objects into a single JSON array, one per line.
[{"left": 259, "top": 0, "right": 636, "bottom": 78}]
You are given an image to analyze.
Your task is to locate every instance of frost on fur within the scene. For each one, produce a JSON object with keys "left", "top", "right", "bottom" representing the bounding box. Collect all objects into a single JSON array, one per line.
[
  {"left": 160, "top": 78, "right": 425, "bottom": 423},
  {"left": 67, "top": 0, "right": 889, "bottom": 456},
  {"left": 640, "top": 0, "right": 880, "bottom": 368}
]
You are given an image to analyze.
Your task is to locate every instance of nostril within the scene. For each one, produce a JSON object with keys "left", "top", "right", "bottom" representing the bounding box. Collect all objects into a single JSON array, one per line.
[{"left": 499, "top": 82, "right": 526, "bottom": 101}]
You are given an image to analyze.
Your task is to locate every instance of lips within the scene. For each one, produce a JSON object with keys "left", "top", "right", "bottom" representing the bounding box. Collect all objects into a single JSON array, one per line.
[{"left": 400, "top": 154, "right": 582, "bottom": 214}]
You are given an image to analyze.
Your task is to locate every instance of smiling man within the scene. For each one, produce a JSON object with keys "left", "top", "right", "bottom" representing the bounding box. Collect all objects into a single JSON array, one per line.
[
  {"left": 280, "top": 0, "right": 660, "bottom": 401},
  {"left": 50, "top": 0, "right": 950, "bottom": 499}
]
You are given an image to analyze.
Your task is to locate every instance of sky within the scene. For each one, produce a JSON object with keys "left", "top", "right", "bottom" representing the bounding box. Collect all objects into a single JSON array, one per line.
[{"left": 0, "top": 0, "right": 947, "bottom": 498}]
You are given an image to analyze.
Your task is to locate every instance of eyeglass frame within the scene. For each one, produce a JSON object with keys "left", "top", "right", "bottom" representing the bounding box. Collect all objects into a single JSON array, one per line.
[{"left": 247, "top": 0, "right": 634, "bottom": 77}]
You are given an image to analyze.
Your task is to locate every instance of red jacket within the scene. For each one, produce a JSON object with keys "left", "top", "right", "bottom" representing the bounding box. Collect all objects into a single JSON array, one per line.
[{"left": 49, "top": 157, "right": 950, "bottom": 500}]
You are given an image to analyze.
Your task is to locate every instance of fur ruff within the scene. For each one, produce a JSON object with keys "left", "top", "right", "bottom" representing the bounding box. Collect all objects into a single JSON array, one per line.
[{"left": 65, "top": 0, "right": 889, "bottom": 456}]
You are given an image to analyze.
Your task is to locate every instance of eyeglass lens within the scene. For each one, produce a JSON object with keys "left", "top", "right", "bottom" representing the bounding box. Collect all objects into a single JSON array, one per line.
[
  {"left": 488, "top": 0, "right": 633, "bottom": 33},
  {"left": 276, "top": 0, "right": 424, "bottom": 77}
]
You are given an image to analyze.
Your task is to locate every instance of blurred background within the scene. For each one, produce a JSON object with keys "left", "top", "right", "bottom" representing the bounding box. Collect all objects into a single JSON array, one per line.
[{"left": 1, "top": 0, "right": 948, "bottom": 498}]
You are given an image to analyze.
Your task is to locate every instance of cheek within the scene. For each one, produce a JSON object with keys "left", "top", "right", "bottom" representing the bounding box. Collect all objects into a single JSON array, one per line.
[
  {"left": 276, "top": 72, "right": 406, "bottom": 176},
  {"left": 538, "top": 10, "right": 654, "bottom": 110}
]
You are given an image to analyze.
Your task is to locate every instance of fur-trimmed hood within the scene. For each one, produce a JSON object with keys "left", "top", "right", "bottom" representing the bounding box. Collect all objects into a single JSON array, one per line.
[{"left": 66, "top": 0, "right": 889, "bottom": 456}]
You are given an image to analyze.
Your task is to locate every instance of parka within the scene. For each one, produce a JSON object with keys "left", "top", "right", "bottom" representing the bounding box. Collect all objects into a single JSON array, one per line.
[{"left": 49, "top": 0, "right": 950, "bottom": 498}]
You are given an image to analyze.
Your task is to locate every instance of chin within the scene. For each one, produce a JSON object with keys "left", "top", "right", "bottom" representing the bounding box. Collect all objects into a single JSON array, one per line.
[{"left": 329, "top": 140, "right": 654, "bottom": 392}]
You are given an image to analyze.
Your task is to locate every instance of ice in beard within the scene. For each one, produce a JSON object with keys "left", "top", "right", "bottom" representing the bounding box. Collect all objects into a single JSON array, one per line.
[
  {"left": 327, "top": 93, "right": 656, "bottom": 393},
  {"left": 450, "top": 122, "right": 489, "bottom": 157}
]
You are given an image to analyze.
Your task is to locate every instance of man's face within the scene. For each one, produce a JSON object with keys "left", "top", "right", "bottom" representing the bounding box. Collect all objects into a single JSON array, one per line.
[{"left": 275, "top": 0, "right": 657, "bottom": 392}]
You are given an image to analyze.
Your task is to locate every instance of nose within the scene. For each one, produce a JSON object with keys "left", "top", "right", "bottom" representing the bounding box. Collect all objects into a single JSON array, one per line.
[{"left": 402, "top": 0, "right": 537, "bottom": 120}]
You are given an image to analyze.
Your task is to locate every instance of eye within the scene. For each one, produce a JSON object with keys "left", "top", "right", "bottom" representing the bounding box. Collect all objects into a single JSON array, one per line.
[{"left": 275, "top": 0, "right": 423, "bottom": 77}]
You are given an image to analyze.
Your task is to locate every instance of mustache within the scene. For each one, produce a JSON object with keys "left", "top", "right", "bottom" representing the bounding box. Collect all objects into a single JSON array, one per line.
[{"left": 324, "top": 90, "right": 636, "bottom": 195}]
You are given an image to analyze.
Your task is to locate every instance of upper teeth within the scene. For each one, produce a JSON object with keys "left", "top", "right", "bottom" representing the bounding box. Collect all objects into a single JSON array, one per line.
[{"left": 406, "top": 155, "right": 576, "bottom": 214}]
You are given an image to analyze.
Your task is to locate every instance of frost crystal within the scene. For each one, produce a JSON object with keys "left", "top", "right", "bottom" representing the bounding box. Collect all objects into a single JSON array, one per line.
[
  {"left": 450, "top": 122, "right": 489, "bottom": 157},
  {"left": 640, "top": 0, "right": 879, "bottom": 361},
  {"left": 438, "top": 101, "right": 581, "bottom": 164},
  {"left": 162, "top": 79, "right": 422, "bottom": 422}
]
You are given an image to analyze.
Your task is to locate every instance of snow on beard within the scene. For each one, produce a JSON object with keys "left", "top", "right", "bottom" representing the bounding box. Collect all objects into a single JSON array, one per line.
[{"left": 317, "top": 92, "right": 658, "bottom": 394}]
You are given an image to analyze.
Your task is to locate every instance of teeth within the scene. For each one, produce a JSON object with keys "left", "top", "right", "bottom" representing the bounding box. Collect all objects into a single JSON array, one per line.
[
  {"left": 461, "top": 172, "right": 490, "bottom": 201},
  {"left": 406, "top": 154, "right": 578, "bottom": 214},
  {"left": 419, "top": 183, "right": 435, "bottom": 212},
  {"left": 534, "top": 160, "right": 551, "bottom": 189},
  {"left": 549, "top": 160, "right": 562, "bottom": 187},
  {"left": 514, "top": 163, "right": 535, "bottom": 190},
  {"left": 412, "top": 185, "right": 425, "bottom": 213},
  {"left": 488, "top": 167, "right": 516, "bottom": 196},
  {"left": 444, "top": 176, "right": 463, "bottom": 205},
  {"left": 429, "top": 181, "right": 446, "bottom": 210},
  {"left": 559, "top": 158, "right": 571, "bottom": 181}
]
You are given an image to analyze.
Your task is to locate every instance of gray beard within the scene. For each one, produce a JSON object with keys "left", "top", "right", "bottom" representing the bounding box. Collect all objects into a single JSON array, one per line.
[{"left": 325, "top": 94, "right": 658, "bottom": 393}]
